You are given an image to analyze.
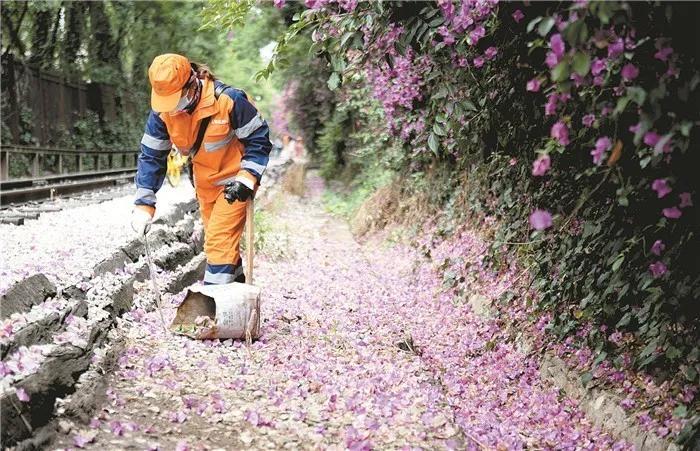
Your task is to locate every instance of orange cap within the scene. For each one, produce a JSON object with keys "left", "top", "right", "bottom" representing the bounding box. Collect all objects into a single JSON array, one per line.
[{"left": 148, "top": 54, "right": 191, "bottom": 112}]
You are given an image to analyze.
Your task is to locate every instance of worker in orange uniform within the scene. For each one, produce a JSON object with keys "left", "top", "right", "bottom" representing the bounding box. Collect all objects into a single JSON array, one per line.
[{"left": 130, "top": 53, "right": 272, "bottom": 284}]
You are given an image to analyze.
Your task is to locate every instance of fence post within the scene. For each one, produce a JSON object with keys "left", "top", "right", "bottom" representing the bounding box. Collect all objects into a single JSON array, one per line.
[
  {"left": 0, "top": 150, "right": 9, "bottom": 181},
  {"left": 32, "top": 152, "right": 41, "bottom": 177}
]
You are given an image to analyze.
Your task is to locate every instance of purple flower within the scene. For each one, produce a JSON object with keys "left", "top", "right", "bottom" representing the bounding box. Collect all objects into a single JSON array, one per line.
[
  {"left": 651, "top": 240, "right": 665, "bottom": 256},
  {"left": 620, "top": 398, "right": 635, "bottom": 410},
  {"left": 544, "top": 94, "right": 558, "bottom": 116},
  {"left": 591, "top": 58, "right": 606, "bottom": 76},
  {"left": 679, "top": 192, "right": 693, "bottom": 208},
  {"left": 591, "top": 136, "right": 611, "bottom": 165},
  {"left": 473, "top": 56, "right": 485, "bottom": 68},
  {"left": 550, "top": 121, "right": 570, "bottom": 146},
  {"left": 651, "top": 179, "right": 671, "bottom": 198},
  {"left": 484, "top": 47, "right": 498, "bottom": 60},
  {"left": 608, "top": 37, "right": 624, "bottom": 58},
  {"left": 662, "top": 207, "right": 682, "bottom": 219},
  {"left": 110, "top": 421, "right": 124, "bottom": 437},
  {"left": 649, "top": 261, "right": 667, "bottom": 278},
  {"left": 338, "top": 0, "right": 358, "bottom": 12},
  {"left": 512, "top": 9, "right": 525, "bottom": 23},
  {"left": 16, "top": 387, "right": 30, "bottom": 402},
  {"left": 654, "top": 47, "right": 673, "bottom": 62},
  {"left": 643, "top": 131, "right": 660, "bottom": 147},
  {"left": 529, "top": 209, "right": 553, "bottom": 230},
  {"left": 550, "top": 34, "right": 565, "bottom": 58},
  {"left": 582, "top": 114, "right": 595, "bottom": 128},
  {"left": 73, "top": 433, "right": 96, "bottom": 449},
  {"left": 545, "top": 51, "right": 560, "bottom": 69},
  {"left": 469, "top": 26, "right": 485, "bottom": 45},
  {"left": 532, "top": 154, "right": 551, "bottom": 176},
  {"left": 621, "top": 63, "right": 639, "bottom": 81},
  {"left": 438, "top": 26, "right": 455, "bottom": 46},
  {"left": 526, "top": 78, "right": 541, "bottom": 92}
]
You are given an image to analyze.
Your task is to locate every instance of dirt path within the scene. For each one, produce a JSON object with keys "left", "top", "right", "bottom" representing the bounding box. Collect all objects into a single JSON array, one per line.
[{"left": 52, "top": 172, "right": 625, "bottom": 450}]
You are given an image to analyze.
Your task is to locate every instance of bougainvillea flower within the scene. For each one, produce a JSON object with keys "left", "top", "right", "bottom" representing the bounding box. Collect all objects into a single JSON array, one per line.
[
  {"left": 591, "top": 136, "right": 611, "bottom": 165},
  {"left": 621, "top": 63, "right": 639, "bottom": 81},
  {"left": 16, "top": 387, "right": 29, "bottom": 402},
  {"left": 438, "top": 26, "right": 456, "bottom": 46},
  {"left": 649, "top": 261, "right": 667, "bottom": 278},
  {"left": 582, "top": 114, "right": 596, "bottom": 127},
  {"left": 73, "top": 432, "right": 96, "bottom": 449},
  {"left": 643, "top": 131, "right": 661, "bottom": 147},
  {"left": 591, "top": 58, "right": 606, "bottom": 76},
  {"left": 512, "top": 9, "right": 525, "bottom": 23},
  {"left": 679, "top": 192, "right": 693, "bottom": 208},
  {"left": 532, "top": 154, "right": 551, "bottom": 176},
  {"left": 550, "top": 34, "right": 565, "bottom": 58},
  {"left": 484, "top": 46, "right": 498, "bottom": 59},
  {"left": 654, "top": 47, "right": 673, "bottom": 62},
  {"left": 550, "top": 121, "right": 570, "bottom": 146},
  {"left": 608, "top": 37, "right": 624, "bottom": 58},
  {"left": 544, "top": 94, "right": 558, "bottom": 115},
  {"left": 662, "top": 207, "right": 682, "bottom": 219},
  {"left": 526, "top": 78, "right": 541, "bottom": 92},
  {"left": 469, "top": 26, "right": 485, "bottom": 45},
  {"left": 651, "top": 240, "right": 665, "bottom": 256},
  {"left": 651, "top": 179, "right": 672, "bottom": 198},
  {"left": 530, "top": 209, "right": 553, "bottom": 230}
]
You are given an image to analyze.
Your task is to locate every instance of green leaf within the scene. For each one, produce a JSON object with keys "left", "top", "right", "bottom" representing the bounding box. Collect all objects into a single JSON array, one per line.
[
  {"left": 580, "top": 371, "right": 593, "bottom": 386},
  {"left": 433, "top": 123, "right": 446, "bottom": 136},
  {"left": 463, "top": 99, "right": 477, "bottom": 111},
  {"left": 572, "top": 52, "right": 591, "bottom": 76},
  {"left": 526, "top": 17, "right": 542, "bottom": 33},
  {"left": 551, "top": 60, "right": 570, "bottom": 82},
  {"left": 612, "top": 255, "right": 624, "bottom": 272},
  {"left": 673, "top": 404, "right": 688, "bottom": 418},
  {"left": 327, "top": 72, "right": 340, "bottom": 91},
  {"left": 626, "top": 86, "right": 647, "bottom": 106},
  {"left": 537, "top": 17, "right": 555, "bottom": 37},
  {"left": 616, "top": 312, "right": 632, "bottom": 328},
  {"left": 428, "top": 133, "right": 439, "bottom": 154},
  {"left": 613, "top": 96, "right": 631, "bottom": 117}
]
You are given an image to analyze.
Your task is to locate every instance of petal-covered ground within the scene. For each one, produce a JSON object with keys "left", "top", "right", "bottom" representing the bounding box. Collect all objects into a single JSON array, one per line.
[
  {"left": 0, "top": 183, "right": 195, "bottom": 295},
  {"left": 53, "top": 173, "right": 628, "bottom": 450}
]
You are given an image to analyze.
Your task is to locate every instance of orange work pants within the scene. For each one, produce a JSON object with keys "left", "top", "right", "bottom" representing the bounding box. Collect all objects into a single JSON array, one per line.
[{"left": 197, "top": 189, "right": 247, "bottom": 284}]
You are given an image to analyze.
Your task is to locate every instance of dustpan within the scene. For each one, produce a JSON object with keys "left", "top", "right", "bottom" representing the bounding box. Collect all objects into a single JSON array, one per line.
[{"left": 170, "top": 198, "right": 261, "bottom": 342}]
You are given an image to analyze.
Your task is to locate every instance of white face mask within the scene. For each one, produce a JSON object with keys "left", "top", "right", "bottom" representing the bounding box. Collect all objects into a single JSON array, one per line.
[
  {"left": 174, "top": 94, "right": 191, "bottom": 112},
  {"left": 174, "top": 78, "right": 201, "bottom": 112}
]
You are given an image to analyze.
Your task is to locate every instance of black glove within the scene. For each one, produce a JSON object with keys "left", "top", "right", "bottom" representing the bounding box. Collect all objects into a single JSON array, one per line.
[{"left": 224, "top": 181, "right": 253, "bottom": 204}]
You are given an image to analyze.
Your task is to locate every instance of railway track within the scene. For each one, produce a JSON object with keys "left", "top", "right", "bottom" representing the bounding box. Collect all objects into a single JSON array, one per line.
[{"left": 0, "top": 168, "right": 136, "bottom": 207}]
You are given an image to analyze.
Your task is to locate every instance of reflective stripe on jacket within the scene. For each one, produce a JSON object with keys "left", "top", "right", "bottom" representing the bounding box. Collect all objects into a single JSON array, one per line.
[{"left": 134, "top": 78, "right": 272, "bottom": 206}]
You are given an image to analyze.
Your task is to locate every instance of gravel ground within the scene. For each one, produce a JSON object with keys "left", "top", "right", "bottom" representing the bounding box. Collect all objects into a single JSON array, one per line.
[
  {"left": 50, "top": 172, "right": 628, "bottom": 451},
  {"left": 0, "top": 182, "right": 195, "bottom": 295}
]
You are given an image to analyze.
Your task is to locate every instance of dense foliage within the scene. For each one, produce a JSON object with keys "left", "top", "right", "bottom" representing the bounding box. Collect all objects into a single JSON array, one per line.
[
  {"left": 0, "top": 1, "right": 260, "bottom": 153},
  {"left": 211, "top": 0, "right": 699, "bottom": 443}
]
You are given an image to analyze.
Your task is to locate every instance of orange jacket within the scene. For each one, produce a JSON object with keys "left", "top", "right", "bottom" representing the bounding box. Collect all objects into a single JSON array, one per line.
[{"left": 135, "top": 78, "right": 272, "bottom": 207}]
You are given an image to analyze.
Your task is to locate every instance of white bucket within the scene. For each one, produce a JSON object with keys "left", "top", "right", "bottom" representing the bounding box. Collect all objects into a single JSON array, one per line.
[{"left": 170, "top": 282, "right": 261, "bottom": 342}]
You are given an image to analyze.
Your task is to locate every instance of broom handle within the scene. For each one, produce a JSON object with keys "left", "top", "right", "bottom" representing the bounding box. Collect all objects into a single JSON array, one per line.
[{"left": 245, "top": 197, "right": 254, "bottom": 284}]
